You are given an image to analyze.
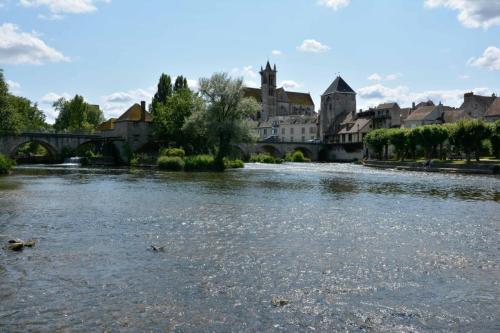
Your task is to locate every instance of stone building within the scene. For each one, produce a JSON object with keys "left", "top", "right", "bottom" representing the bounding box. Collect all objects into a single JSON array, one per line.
[
  {"left": 244, "top": 62, "right": 315, "bottom": 121},
  {"left": 255, "top": 116, "right": 318, "bottom": 142},
  {"left": 97, "top": 101, "right": 153, "bottom": 151},
  {"left": 484, "top": 98, "right": 500, "bottom": 121},
  {"left": 402, "top": 103, "right": 454, "bottom": 128},
  {"left": 320, "top": 76, "right": 356, "bottom": 143},
  {"left": 459, "top": 92, "right": 497, "bottom": 118},
  {"left": 335, "top": 111, "right": 372, "bottom": 144}
]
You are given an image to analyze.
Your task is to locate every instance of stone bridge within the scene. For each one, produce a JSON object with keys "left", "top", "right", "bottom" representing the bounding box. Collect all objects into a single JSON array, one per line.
[
  {"left": 0, "top": 132, "right": 116, "bottom": 162},
  {"left": 236, "top": 142, "right": 323, "bottom": 161}
]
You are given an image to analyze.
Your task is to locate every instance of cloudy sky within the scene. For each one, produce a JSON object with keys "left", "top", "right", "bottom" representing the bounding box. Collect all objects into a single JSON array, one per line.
[{"left": 1, "top": 0, "right": 499, "bottom": 122}]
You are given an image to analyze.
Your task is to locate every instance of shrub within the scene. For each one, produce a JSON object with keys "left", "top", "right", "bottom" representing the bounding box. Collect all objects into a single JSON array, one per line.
[
  {"left": 284, "top": 150, "right": 310, "bottom": 162},
  {"left": 250, "top": 153, "right": 282, "bottom": 164},
  {"left": 130, "top": 156, "right": 139, "bottom": 167},
  {"left": 0, "top": 154, "right": 15, "bottom": 175},
  {"left": 364, "top": 129, "right": 390, "bottom": 160},
  {"left": 159, "top": 147, "right": 185, "bottom": 158},
  {"left": 224, "top": 158, "right": 244, "bottom": 169},
  {"left": 184, "top": 155, "right": 215, "bottom": 171},
  {"left": 157, "top": 156, "right": 185, "bottom": 171}
]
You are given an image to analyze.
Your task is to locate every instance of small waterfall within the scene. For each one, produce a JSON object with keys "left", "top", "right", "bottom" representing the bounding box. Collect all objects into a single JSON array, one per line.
[{"left": 63, "top": 157, "right": 82, "bottom": 165}]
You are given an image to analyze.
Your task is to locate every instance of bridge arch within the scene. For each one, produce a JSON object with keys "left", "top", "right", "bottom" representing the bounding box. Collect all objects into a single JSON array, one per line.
[
  {"left": 259, "top": 145, "right": 282, "bottom": 158},
  {"left": 229, "top": 145, "right": 249, "bottom": 160},
  {"left": 292, "top": 146, "right": 313, "bottom": 159},
  {"left": 9, "top": 139, "right": 59, "bottom": 162}
]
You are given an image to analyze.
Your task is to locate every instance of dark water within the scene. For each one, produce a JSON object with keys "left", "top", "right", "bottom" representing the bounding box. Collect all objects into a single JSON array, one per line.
[{"left": 0, "top": 163, "right": 499, "bottom": 332}]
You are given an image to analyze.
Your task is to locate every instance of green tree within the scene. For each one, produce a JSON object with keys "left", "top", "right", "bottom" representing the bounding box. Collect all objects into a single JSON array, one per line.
[
  {"left": 151, "top": 73, "right": 173, "bottom": 116},
  {"left": 0, "top": 70, "right": 21, "bottom": 133},
  {"left": 153, "top": 88, "right": 200, "bottom": 146},
  {"left": 53, "top": 95, "right": 104, "bottom": 132},
  {"left": 174, "top": 75, "right": 189, "bottom": 92},
  {"left": 414, "top": 125, "right": 448, "bottom": 159},
  {"left": 198, "top": 73, "right": 260, "bottom": 170},
  {"left": 449, "top": 119, "right": 492, "bottom": 162},
  {"left": 490, "top": 120, "right": 500, "bottom": 159},
  {"left": 364, "top": 129, "right": 389, "bottom": 160},
  {"left": 387, "top": 128, "right": 409, "bottom": 161}
]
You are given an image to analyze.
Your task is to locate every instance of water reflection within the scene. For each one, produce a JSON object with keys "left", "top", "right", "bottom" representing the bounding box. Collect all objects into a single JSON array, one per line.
[{"left": 0, "top": 163, "right": 499, "bottom": 332}]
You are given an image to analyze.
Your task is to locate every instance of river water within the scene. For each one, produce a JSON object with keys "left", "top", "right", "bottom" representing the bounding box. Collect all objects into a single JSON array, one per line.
[{"left": 0, "top": 163, "right": 499, "bottom": 332}]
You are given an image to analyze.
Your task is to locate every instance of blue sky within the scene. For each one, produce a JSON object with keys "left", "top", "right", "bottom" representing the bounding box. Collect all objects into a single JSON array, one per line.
[{"left": 1, "top": 0, "right": 499, "bottom": 122}]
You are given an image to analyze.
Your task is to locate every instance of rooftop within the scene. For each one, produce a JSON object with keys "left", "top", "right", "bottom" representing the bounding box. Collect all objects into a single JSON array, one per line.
[
  {"left": 322, "top": 76, "right": 355, "bottom": 96},
  {"left": 116, "top": 103, "right": 153, "bottom": 123}
]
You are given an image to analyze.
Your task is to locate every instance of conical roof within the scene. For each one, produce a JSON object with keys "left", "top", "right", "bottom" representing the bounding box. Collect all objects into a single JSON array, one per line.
[{"left": 323, "top": 76, "right": 355, "bottom": 95}]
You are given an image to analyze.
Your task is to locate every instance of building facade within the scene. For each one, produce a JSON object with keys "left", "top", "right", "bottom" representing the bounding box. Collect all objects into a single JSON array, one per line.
[
  {"left": 244, "top": 62, "right": 315, "bottom": 121},
  {"left": 320, "top": 76, "right": 356, "bottom": 143}
]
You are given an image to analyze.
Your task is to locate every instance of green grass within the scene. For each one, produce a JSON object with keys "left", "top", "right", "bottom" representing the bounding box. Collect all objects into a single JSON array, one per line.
[{"left": 157, "top": 156, "right": 185, "bottom": 171}]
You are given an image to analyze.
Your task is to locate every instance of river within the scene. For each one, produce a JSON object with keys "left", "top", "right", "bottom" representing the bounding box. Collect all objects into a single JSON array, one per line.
[{"left": 0, "top": 163, "right": 499, "bottom": 332}]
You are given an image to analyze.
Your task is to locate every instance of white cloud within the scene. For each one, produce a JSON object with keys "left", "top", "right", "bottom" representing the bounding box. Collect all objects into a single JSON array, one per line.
[
  {"left": 356, "top": 83, "right": 493, "bottom": 109},
  {"left": 38, "top": 13, "right": 64, "bottom": 20},
  {"left": 467, "top": 46, "right": 500, "bottom": 71},
  {"left": 318, "top": 0, "right": 350, "bottom": 11},
  {"left": 6, "top": 79, "right": 20, "bottom": 90},
  {"left": 280, "top": 80, "right": 301, "bottom": 90},
  {"left": 368, "top": 73, "right": 382, "bottom": 81},
  {"left": 0, "top": 23, "right": 70, "bottom": 64},
  {"left": 232, "top": 65, "right": 260, "bottom": 88},
  {"left": 186, "top": 79, "right": 199, "bottom": 91},
  {"left": 424, "top": 0, "right": 500, "bottom": 29},
  {"left": 385, "top": 73, "right": 402, "bottom": 81},
  {"left": 297, "top": 39, "right": 330, "bottom": 53},
  {"left": 271, "top": 50, "right": 282, "bottom": 56},
  {"left": 101, "top": 87, "right": 153, "bottom": 118},
  {"left": 19, "top": 0, "right": 109, "bottom": 14}
]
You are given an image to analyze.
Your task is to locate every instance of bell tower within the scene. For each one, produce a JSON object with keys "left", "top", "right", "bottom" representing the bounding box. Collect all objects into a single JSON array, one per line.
[{"left": 260, "top": 61, "right": 277, "bottom": 120}]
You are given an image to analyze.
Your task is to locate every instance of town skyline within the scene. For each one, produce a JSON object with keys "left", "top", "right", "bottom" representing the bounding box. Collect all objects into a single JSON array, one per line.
[{"left": 1, "top": 0, "right": 499, "bottom": 123}]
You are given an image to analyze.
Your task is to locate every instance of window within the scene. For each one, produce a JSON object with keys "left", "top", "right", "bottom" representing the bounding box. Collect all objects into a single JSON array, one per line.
[
  {"left": 290, "top": 128, "right": 294, "bottom": 135},
  {"left": 309, "top": 127, "right": 315, "bottom": 134},
  {"left": 290, "top": 137, "right": 294, "bottom": 142},
  {"left": 133, "top": 134, "right": 140, "bottom": 142},
  {"left": 133, "top": 122, "right": 138, "bottom": 127},
  {"left": 348, "top": 134, "right": 352, "bottom": 142},
  {"left": 263, "top": 129, "right": 267, "bottom": 136},
  {"left": 301, "top": 127, "right": 305, "bottom": 134}
]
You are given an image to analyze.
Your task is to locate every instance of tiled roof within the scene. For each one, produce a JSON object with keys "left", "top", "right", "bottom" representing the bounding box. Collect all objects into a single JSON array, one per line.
[
  {"left": 116, "top": 103, "right": 153, "bottom": 122},
  {"left": 404, "top": 106, "right": 436, "bottom": 121},
  {"left": 443, "top": 109, "right": 471, "bottom": 123},
  {"left": 323, "top": 76, "right": 355, "bottom": 95},
  {"left": 243, "top": 88, "right": 262, "bottom": 103},
  {"left": 286, "top": 91, "right": 314, "bottom": 106},
  {"left": 485, "top": 98, "right": 500, "bottom": 117},
  {"left": 376, "top": 102, "right": 399, "bottom": 110},
  {"left": 338, "top": 118, "right": 371, "bottom": 134},
  {"left": 96, "top": 118, "right": 116, "bottom": 131}
]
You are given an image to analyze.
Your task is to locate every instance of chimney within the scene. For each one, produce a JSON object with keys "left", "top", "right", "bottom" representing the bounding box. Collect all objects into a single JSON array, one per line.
[
  {"left": 464, "top": 92, "right": 473, "bottom": 104},
  {"left": 140, "top": 101, "right": 146, "bottom": 121},
  {"left": 412, "top": 102, "right": 415, "bottom": 110}
]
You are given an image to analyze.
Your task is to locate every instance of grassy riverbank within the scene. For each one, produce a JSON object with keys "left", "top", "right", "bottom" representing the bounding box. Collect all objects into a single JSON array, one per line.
[{"left": 363, "top": 159, "right": 500, "bottom": 175}]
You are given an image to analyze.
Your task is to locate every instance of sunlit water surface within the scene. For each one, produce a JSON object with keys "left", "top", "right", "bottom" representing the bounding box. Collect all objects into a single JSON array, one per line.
[{"left": 0, "top": 163, "right": 499, "bottom": 332}]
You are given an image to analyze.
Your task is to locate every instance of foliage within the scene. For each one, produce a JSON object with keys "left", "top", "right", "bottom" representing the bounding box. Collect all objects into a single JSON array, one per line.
[
  {"left": 157, "top": 156, "right": 185, "bottom": 171},
  {"left": 53, "top": 95, "right": 104, "bottom": 132},
  {"left": 0, "top": 153, "right": 15, "bottom": 175},
  {"left": 153, "top": 89, "right": 199, "bottom": 145},
  {"left": 284, "top": 150, "right": 310, "bottom": 162},
  {"left": 491, "top": 120, "right": 500, "bottom": 159},
  {"left": 385, "top": 128, "right": 409, "bottom": 161},
  {"left": 152, "top": 73, "right": 173, "bottom": 115},
  {"left": 413, "top": 125, "right": 449, "bottom": 158},
  {"left": 0, "top": 69, "right": 48, "bottom": 133},
  {"left": 197, "top": 73, "right": 260, "bottom": 170},
  {"left": 364, "top": 129, "right": 390, "bottom": 159},
  {"left": 159, "top": 147, "right": 185, "bottom": 158},
  {"left": 224, "top": 158, "right": 244, "bottom": 169},
  {"left": 184, "top": 154, "right": 215, "bottom": 171},
  {"left": 250, "top": 153, "right": 282, "bottom": 164},
  {"left": 174, "top": 75, "right": 189, "bottom": 92},
  {"left": 15, "top": 142, "right": 49, "bottom": 157},
  {"left": 448, "top": 119, "right": 492, "bottom": 162}
]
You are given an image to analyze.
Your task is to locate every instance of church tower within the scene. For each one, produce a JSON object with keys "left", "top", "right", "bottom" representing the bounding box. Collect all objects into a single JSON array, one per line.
[{"left": 260, "top": 61, "right": 277, "bottom": 120}]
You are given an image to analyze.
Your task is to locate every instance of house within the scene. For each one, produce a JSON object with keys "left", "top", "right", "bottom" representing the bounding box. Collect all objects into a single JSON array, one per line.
[
  {"left": 336, "top": 116, "right": 371, "bottom": 144},
  {"left": 459, "top": 92, "right": 497, "bottom": 118},
  {"left": 254, "top": 115, "right": 318, "bottom": 142},
  {"left": 402, "top": 103, "right": 452, "bottom": 128},
  {"left": 484, "top": 98, "right": 500, "bottom": 122},
  {"left": 97, "top": 101, "right": 153, "bottom": 151},
  {"left": 371, "top": 102, "right": 402, "bottom": 128}
]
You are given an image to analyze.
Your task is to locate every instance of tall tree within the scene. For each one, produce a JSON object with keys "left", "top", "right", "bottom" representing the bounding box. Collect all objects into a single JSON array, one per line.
[
  {"left": 53, "top": 95, "right": 104, "bottom": 133},
  {"left": 198, "top": 72, "right": 260, "bottom": 170},
  {"left": 152, "top": 74, "right": 173, "bottom": 115},
  {"left": 174, "top": 75, "right": 189, "bottom": 92}
]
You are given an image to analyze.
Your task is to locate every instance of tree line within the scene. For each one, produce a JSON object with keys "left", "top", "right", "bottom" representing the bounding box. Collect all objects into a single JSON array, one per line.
[{"left": 364, "top": 119, "right": 500, "bottom": 162}]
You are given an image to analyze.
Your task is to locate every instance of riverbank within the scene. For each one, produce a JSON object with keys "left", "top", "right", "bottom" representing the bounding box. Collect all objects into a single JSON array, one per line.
[{"left": 363, "top": 159, "right": 500, "bottom": 175}]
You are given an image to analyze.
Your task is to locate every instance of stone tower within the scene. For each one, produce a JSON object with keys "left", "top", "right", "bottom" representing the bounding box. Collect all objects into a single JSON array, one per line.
[
  {"left": 260, "top": 61, "right": 277, "bottom": 120},
  {"left": 320, "top": 76, "right": 356, "bottom": 142}
]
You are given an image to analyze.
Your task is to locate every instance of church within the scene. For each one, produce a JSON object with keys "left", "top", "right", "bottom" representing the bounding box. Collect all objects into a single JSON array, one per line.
[{"left": 244, "top": 62, "right": 315, "bottom": 121}]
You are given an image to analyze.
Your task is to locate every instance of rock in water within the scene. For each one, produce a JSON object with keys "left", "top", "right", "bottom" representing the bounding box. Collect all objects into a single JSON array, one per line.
[
  {"left": 24, "top": 239, "right": 36, "bottom": 247},
  {"left": 8, "top": 239, "right": 23, "bottom": 244},
  {"left": 271, "top": 298, "right": 290, "bottom": 307},
  {"left": 8, "top": 242, "right": 24, "bottom": 251},
  {"left": 150, "top": 245, "right": 165, "bottom": 252}
]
